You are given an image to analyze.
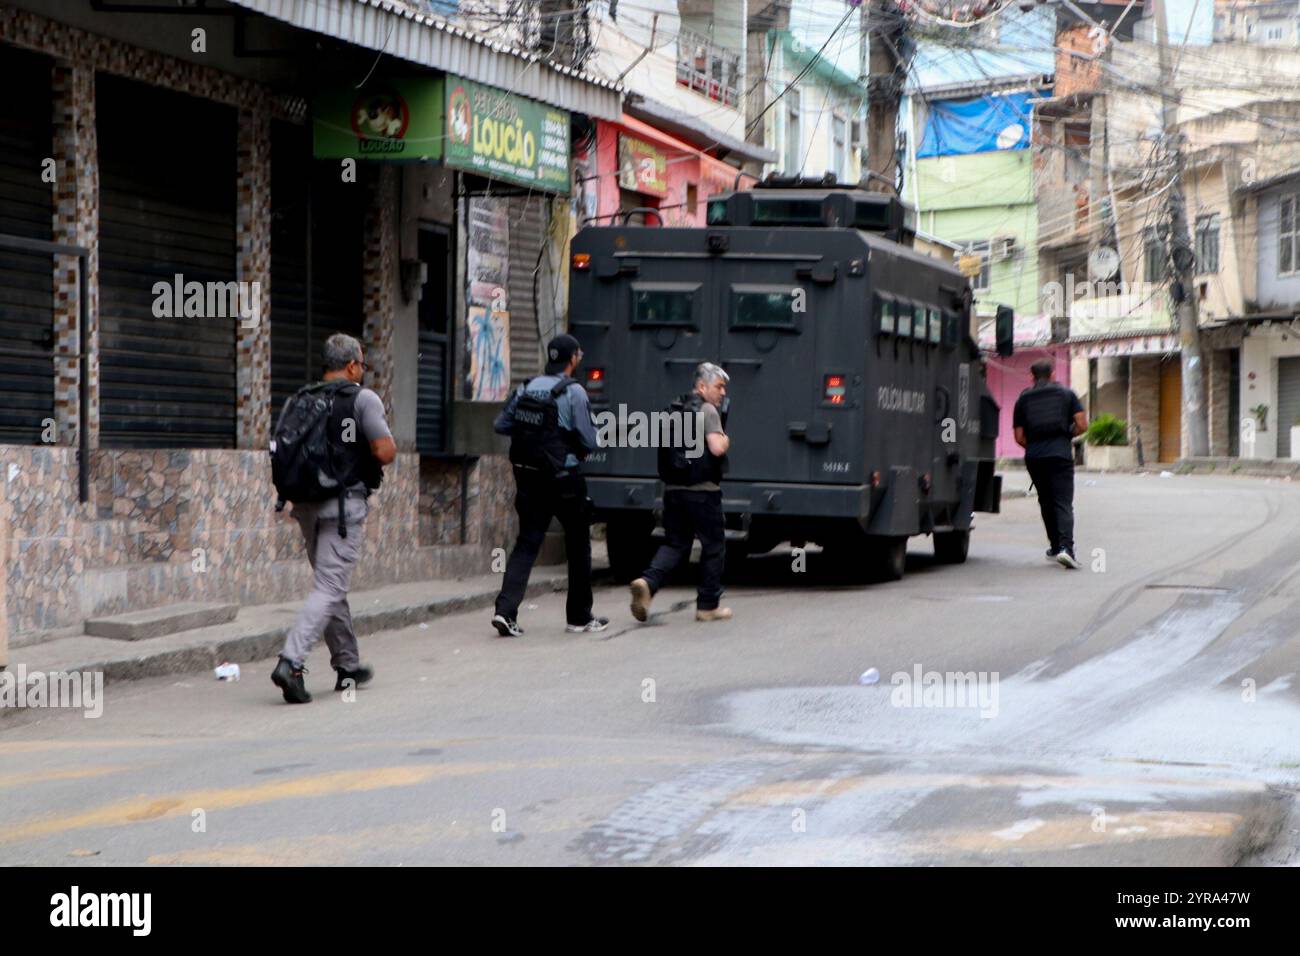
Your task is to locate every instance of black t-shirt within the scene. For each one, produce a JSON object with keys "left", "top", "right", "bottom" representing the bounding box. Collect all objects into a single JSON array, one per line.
[{"left": 1013, "top": 381, "right": 1083, "bottom": 460}]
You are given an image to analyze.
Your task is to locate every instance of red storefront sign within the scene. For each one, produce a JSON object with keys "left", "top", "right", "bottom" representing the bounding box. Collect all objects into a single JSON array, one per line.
[{"left": 617, "top": 134, "right": 668, "bottom": 197}]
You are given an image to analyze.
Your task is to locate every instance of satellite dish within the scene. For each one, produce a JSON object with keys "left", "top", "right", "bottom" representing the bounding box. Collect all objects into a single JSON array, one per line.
[
  {"left": 996, "top": 123, "right": 1025, "bottom": 150},
  {"left": 1089, "top": 246, "right": 1119, "bottom": 280}
]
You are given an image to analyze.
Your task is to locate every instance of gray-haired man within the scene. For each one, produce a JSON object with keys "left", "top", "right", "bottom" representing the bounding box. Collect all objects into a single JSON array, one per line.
[
  {"left": 271, "top": 333, "right": 396, "bottom": 704},
  {"left": 630, "top": 362, "right": 733, "bottom": 623}
]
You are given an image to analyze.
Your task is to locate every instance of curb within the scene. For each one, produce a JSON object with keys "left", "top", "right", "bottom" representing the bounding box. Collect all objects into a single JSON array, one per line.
[{"left": 2, "top": 574, "right": 567, "bottom": 704}]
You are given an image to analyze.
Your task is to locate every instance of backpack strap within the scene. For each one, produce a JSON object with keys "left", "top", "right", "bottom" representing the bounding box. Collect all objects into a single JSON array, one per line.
[{"left": 549, "top": 377, "right": 576, "bottom": 398}]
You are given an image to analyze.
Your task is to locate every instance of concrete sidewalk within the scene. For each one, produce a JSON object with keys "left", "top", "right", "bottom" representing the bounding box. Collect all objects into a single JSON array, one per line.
[{"left": 3, "top": 567, "right": 568, "bottom": 696}]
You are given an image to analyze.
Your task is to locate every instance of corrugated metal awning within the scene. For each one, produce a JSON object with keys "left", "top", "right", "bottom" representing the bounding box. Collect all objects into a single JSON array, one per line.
[{"left": 226, "top": 0, "right": 623, "bottom": 120}]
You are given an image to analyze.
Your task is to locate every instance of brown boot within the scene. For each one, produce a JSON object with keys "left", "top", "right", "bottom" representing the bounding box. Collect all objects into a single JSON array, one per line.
[
  {"left": 695, "top": 607, "right": 732, "bottom": 622},
  {"left": 630, "top": 578, "right": 653, "bottom": 622}
]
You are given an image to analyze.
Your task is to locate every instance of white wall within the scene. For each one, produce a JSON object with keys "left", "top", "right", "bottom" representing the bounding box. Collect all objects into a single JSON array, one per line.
[
  {"left": 1240, "top": 324, "right": 1300, "bottom": 458},
  {"left": 587, "top": 0, "right": 747, "bottom": 137}
]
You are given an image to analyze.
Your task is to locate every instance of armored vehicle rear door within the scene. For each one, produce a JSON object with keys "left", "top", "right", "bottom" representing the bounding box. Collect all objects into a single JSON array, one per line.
[
  {"left": 712, "top": 255, "right": 828, "bottom": 483},
  {"left": 600, "top": 254, "right": 718, "bottom": 478}
]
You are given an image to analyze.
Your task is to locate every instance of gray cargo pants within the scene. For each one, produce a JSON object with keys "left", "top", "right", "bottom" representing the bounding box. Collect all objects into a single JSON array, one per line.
[{"left": 280, "top": 492, "right": 368, "bottom": 671}]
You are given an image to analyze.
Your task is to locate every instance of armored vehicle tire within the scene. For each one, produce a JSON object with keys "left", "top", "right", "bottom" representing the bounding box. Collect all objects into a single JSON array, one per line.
[
  {"left": 933, "top": 529, "right": 970, "bottom": 564},
  {"left": 606, "top": 516, "right": 655, "bottom": 584},
  {"left": 868, "top": 535, "right": 908, "bottom": 582}
]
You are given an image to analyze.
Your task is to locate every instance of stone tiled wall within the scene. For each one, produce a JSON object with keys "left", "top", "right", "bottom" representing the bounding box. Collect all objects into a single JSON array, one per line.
[
  {"left": 1128, "top": 356, "right": 1162, "bottom": 461},
  {"left": 236, "top": 99, "right": 273, "bottom": 450},
  {"left": 1208, "top": 349, "right": 1232, "bottom": 458},
  {"left": 50, "top": 60, "right": 98, "bottom": 448},
  {"left": 3, "top": 446, "right": 516, "bottom": 641},
  {"left": 418, "top": 456, "right": 519, "bottom": 550},
  {"left": 363, "top": 165, "right": 399, "bottom": 421}
]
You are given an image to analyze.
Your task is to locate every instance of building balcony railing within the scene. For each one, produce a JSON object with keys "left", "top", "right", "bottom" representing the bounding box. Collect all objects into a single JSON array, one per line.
[
  {"left": 1065, "top": 286, "right": 1174, "bottom": 339},
  {"left": 676, "top": 28, "right": 741, "bottom": 108}
]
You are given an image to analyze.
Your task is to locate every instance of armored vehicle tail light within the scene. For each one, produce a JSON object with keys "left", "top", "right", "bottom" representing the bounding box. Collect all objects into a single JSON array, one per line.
[
  {"left": 572, "top": 253, "right": 591, "bottom": 271},
  {"left": 824, "top": 375, "right": 846, "bottom": 404},
  {"left": 585, "top": 367, "right": 606, "bottom": 393}
]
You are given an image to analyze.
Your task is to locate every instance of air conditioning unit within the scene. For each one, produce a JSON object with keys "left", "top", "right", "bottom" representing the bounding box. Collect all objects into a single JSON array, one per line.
[{"left": 991, "top": 235, "right": 1017, "bottom": 261}]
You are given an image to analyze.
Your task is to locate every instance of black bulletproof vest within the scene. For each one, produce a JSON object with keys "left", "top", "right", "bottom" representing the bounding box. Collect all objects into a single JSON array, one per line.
[{"left": 1020, "top": 383, "right": 1074, "bottom": 441}]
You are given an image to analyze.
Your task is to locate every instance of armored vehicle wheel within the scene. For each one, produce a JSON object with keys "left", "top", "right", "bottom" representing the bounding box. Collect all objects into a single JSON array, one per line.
[
  {"left": 868, "top": 535, "right": 907, "bottom": 582},
  {"left": 933, "top": 529, "right": 970, "bottom": 564},
  {"left": 605, "top": 516, "right": 655, "bottom": 584}
]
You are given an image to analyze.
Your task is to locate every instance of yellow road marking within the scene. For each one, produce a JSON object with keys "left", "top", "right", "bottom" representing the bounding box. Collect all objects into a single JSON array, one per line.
[
  {"left": 0, "top": 766, "right": 124, "bottom": 790},
  {"left": 937, "top": 811, "right": 1242, "bottom": 852},
  {"left": 0, "top": 755, "right": 703, "bottom": 844},
  {"left": 723, "top": 772, "right": 1265, "bottom": 807},
  {"left": 145, "top": 817, "right": 588, "bottom": 866}
]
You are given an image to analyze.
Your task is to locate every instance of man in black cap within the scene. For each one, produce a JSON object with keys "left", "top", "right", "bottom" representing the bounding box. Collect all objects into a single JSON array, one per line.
[
  {"left": 490, "top": 333, "right": 608, "bottom": 636},
  {"left": 1013, "top": 358, "right": 1088, "bottom": 568}
]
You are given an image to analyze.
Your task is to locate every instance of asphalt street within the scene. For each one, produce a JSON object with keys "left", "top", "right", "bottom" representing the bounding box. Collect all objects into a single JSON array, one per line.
[{"left": 3, "top": 472, "right": 1299, "bottom": 866}]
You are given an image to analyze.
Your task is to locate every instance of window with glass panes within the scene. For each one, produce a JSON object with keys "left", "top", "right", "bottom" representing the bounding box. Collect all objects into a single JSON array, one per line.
[
  {"left": 1144, "top": 226, "right": 1169, "bottom": 282},
  {"left": 1195, "top": 213, "right": 1220, "bottom": 274},
  {"left": 1280, "top": 193, "right": 1299, "bottom": 276}
]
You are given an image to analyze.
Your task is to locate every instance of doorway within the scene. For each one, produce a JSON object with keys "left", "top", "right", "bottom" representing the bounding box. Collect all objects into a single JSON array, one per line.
[
  {"left": 1158, "top": 358, "right": 1182, "bottom": 462},
  {"left": 416, "top": 224, "right": 452, "bottom": 455}
]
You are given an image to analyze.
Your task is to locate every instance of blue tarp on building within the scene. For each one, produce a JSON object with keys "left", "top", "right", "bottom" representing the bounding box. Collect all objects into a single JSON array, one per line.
[{"left": 917, "top": 92, "right": 1038, "bottom": 158}]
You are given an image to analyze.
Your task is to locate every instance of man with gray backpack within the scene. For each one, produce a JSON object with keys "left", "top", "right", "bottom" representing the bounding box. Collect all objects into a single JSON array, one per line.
[
  {"left": 490, "top": 333, "right": 607, "bottom": 637},
  {"left": 268, "top": 333, "right": 395, "bottom": 703}
]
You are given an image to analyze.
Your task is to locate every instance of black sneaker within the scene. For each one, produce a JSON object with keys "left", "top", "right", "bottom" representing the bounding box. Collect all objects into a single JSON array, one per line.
[
  {"left": 271, "top": 656, "right": 312, "bottom": 704},
  {"left": 1045, "top": 548, "right": 1059, "bottom": 562},
  {"left": 492, "top": 614, "right": 524, "bottom": 638},
  {"left": 566, "top": 616, "right": 610, "bottom": 633},
  {"left": 334, "top": 664, "right": 374, "bottom": 692},
  {"left": 1056, "top": 549, "right": 1082, "bottom": 569}
]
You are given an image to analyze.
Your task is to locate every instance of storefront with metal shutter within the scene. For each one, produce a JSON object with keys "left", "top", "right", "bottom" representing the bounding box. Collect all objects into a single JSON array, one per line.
[
  {"left": 444, "top": 74, "right": 571, "bottom": 407},
  {"left": 270, "top": 121, "right": 365, "bottom": 415},
  {"left": 1276, "top": 356, "right": 1300, "bottom": 459},
  {"left": 0, "top": 45, "right": 54, "bottom": 443},
  {"left": 96, "top": 74, "right": 237, "bottom": 448}
]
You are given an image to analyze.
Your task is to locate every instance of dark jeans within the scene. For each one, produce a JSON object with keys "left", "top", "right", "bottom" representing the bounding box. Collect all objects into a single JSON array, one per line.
[
  {"left": 1026, "top": 455, "right": 1075, "bottom": 554},
  {"left": 495, "top": 469, "right": 593, "bottom": 626},
  {"left": 640, "top": 489, "right": 725, "bottom": 611}
]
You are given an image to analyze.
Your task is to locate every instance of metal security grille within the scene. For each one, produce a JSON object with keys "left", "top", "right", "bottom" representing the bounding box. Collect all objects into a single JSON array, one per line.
[
  {"left": 0, "top": 46, "right": 54, "bottom": 443},
  {"left": 1276, "top": 356, "right": 1300, "bottom": 458},
  {"left": 269, "top": 121, "right": 365, "bottom": 419},
  {"left": 507, "top": 194, "right": 548, "bottom": 384},
  {"left": 97, "top": 75, "right": 237, "bottom": 447}
]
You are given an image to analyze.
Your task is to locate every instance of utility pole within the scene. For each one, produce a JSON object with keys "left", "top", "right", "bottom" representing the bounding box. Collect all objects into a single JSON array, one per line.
[
  {"left": 1152, "top": 0, "right": 1208, "bottom": 457},
  {"left": 861, "top": 0, "right": 902, "bottom": 195}
]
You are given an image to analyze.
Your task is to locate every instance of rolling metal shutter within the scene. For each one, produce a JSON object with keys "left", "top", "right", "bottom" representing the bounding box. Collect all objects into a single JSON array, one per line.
[
  {"left": 270, "top": 121, "right": 365, "bottom": 417},
  {"left": 507, "top": 194, "right": 548, "bottom": 384},
  {"left": 416, "top": 225, "right": 452, "bottom": 455},
  {"left": 0, "top": 46, "right": 54, "bottom": 443},
  {"left": 97, "top": 75, "right": 237, "bottom": 447},
  {"left": 1277, "top": 356, "right": 1300, "bottom": 458}
]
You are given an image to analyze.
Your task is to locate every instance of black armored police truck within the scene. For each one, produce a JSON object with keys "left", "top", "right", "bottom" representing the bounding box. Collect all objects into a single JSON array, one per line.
[{"left": 569, "top": 175, "right": 1011, "bottom": 581}]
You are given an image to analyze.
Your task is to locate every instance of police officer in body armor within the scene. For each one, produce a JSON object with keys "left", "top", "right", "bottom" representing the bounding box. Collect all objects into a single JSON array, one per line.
[
  {"left": 630, "top": 363, "right": 733, "bottom": 623},
  {"left": 1013, "top": 358, "right": 1088, "bottom": 569},
  {"left": 491, "top": 334, "right": 609, "bottom": 637}
]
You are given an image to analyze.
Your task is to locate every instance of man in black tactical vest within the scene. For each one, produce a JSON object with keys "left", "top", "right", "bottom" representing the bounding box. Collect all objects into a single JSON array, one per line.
[
  {"left": 491, "top": 334, "right": 608, "bottom": 637},
  {"left": 1013, "top": 359, "right": 1088, "bottom": 569},
  {"left": 630, "top": 362, "right": 733, "bottom": 623}
]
